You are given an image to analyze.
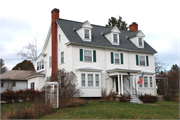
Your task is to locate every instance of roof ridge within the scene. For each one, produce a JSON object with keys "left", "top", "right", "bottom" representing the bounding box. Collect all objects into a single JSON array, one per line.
[{"left": 58, "top": 18, "right": 131, "bottom": 31}]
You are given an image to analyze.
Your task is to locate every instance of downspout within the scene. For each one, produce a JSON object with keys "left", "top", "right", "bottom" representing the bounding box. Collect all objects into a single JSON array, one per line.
[{"left": 104, "top": 47, "right": 107, "bottom": 94}]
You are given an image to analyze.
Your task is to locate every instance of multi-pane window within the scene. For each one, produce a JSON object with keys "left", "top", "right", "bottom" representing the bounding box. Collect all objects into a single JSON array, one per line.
[
  {"left": 139, "top": 76, "right": 142, "bottom": 87},
  {"left": 1, "top": 82, "right": 4, "bottom": 87},
  {"left": 88, "top": 74, "right": 93, "bottom": 87},
  {"left": 144, "top": 77, "right": 148, "bottom": 87},
  {"left": 49, "top": 56, "right": 52, "bottom": 68},
  {"left": 113, "top": 34, "right": 118, "bottom": 43},
  {"left": 12, "top": 81, "right": 16, "bottom": 87},
  {"left": 31, "top": 82, "right": 34, "bottom": 90},
  {"left": 140, "top": 56, "right": 145, "bottom": 66},
  {"left": 85, "top": 29, "right": 89, "bottom": 39},
  {"left": 84, "top": 50, "right": 92, "bottom": 62},
  {"left": 37, "top": 62, "right": 40, "bottom": 70},
  {"left": 37, "top": 60, "right": 44, "bottom": 71},
  {"left": 42, "top": 60, "right": 44, "bottom": 69},
  {"left": 115, "top": 53, "right": 120, "bottom": 64},
  {"left": 81, "top": 74, "right": 85, "bottom": 87},
  {"left": 61, "top": 52, "right": 64, "bottom": 63},
  {"left": 150, "top": 77, "right": 153, "bottom": 87},
  {"left": 139, "top": 38, "right": 142, "bottom": 46},
  {"left": 59, "top": 35, "right": 61, "bottom": 42},
  {"left": 95, "top": 74, "right": 99, "bottom": 87}
]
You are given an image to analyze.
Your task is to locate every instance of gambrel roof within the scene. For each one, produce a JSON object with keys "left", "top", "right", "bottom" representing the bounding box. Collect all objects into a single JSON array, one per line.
[{"left": 56, "top": 18, "right": 157, "bottom": 53}]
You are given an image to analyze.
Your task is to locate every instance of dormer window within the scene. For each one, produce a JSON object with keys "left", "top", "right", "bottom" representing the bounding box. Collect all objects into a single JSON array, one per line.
[
  {"left": 139, "top": 38, "right": 142, "bottom": 46},
  {"left": 76, "top": 20, "right": 93, "bottom": 42},
  {"left": 113, "top": 34, "right": 118, "bottom": 43},
  {"left": 85, "top": 29, "right": 90, "bottom": 39}
]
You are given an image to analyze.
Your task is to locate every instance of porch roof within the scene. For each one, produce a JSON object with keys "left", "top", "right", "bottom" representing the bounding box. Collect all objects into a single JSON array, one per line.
[
  {"left": 76, "top": 67, "right": 103, "bottom": 72},
  {"left": 106, "top": 68, "right": 141, "bottom": 73}
]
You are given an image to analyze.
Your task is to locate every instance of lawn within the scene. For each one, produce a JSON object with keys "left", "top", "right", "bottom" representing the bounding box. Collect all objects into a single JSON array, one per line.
[
  {"left": 1, "top": 101, "right": 179, "bottom": 119},
  {"left": 40, "top": 101, "right": 179, "bottom": 119}
]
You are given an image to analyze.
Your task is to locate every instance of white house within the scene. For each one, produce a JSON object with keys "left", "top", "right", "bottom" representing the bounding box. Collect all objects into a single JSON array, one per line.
[{"left": 27, "top": 8, "right": 157, "bottom": 99}]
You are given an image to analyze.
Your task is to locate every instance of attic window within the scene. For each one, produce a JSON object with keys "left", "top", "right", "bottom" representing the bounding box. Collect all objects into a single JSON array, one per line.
[
  {"left": 113, "top": 34, "right": 118, "bottom": 43},
  {"left": 139, "top": 38, "right": 143, "bottom": 46},
  {"left": 85, "top": 29, "right": 89, "bottom": 39}
]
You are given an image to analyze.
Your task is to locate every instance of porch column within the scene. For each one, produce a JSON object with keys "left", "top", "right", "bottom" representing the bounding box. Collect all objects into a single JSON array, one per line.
[
  {"left": 121, "top": 75, "right": 123, "bottom": 94},
  {"left": 136, "top": 75, "right": 138, "bottom": 92},
  {"left": 132, "top": 75, "right": 135, "bottom": 94},
  {"left": 118, "top": 75, "right": 120, "bottom": 95}
]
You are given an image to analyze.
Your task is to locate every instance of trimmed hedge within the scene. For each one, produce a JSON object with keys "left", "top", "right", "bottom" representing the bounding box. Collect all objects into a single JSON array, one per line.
[
  {"left": 139, "top": 94, "right": 157, "bottom": 103},
  {"left": 1, "top": 89, "right": 45, "bottom": 103},
  {"left": 119, "top": 94, "right": 132, "bottom": 102}
]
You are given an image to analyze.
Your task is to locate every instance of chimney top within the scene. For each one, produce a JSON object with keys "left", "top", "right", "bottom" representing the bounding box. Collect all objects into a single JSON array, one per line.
[
  {"left": 51, "top": 8, "right": 59, "bottom": 14},
  {"left": 129, "top": 22, "right": 138, "bottom": 32}
]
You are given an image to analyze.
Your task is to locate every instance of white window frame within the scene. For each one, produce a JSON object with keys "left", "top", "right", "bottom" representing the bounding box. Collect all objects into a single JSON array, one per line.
[
  {"left": 114, "top": 53, "right": 120, "bottom": 64},
  {"left": 37, "top": 59, "right": 44, "bottom": 71},
  {"left": 83, "top": 28, "right": 91, "bottom": 40},
  {"left": 49, "top": 56, "right": 52, "bottom": 68},
  {"left": 95, "top": 74, "right": 99, "bottom": 87},
  {"left": 139, "top": 55, "right": 146, "bottom": 66},
  {"left": 144, "top": 76, "right": 148, "bottom": 87},
  {"left": 30, "top": 82, "right": 35, "bottom": 90},
  {"left": 113, "top": 34, "right": 118, "bottom": 43},
  {"left": 61, "top": 52, "right": 64, "bottom": 64},
  {"left": 138, "top": 37, "right": 143, "bottom": 46},
  {"left": 150, "top": 77, "right": 153, "bottom": 88},
  {"left": 59, "top": 34, "right": 61, "bottom": 42},
  {"left": 84, "top": 50, "right": 92, "bottom": 62},
  {"left": 88, "top": 74, "right": 93, "bottom": 87},
  {"left": 80, "top": 72, "right": 101, "bottom": 87},
  {"left": 84, "top": 29, "right": 90, "bottom": 39},
  {"left": 81, "top": 74, "right": 86, "bottom": 87}
]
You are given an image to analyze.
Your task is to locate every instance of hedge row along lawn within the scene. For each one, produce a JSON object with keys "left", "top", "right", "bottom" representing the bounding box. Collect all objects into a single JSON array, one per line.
[{"left": 40, "top": 101, "right": 179, "bottom": 119}]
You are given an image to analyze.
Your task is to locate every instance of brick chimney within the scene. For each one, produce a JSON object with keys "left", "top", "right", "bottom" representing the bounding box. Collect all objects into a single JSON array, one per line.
[
  {"left": 129, "top": 22, "right": 138, "bottom": 32},
  {"left": 51, "top": 8, "right": 59, "bottom": 76},
  {"left": 18, "top": 67, "right": 21, "bottom": 70}
]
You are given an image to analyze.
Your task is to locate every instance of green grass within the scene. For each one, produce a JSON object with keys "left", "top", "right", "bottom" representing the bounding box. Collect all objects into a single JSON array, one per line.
[
  {"left": 40, "top": 101, "right": 179, "bottom": 119},
  {"left": 149, "top": 101, "right": 179, "bottom": 107}
]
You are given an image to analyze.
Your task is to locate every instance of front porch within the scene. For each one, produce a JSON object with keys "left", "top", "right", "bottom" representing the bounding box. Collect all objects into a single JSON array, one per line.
[{"left": 107, "top": 68, "right": 143, "bottom": 96}]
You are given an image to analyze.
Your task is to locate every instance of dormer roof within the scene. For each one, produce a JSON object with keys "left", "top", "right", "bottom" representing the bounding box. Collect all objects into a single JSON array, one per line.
[
  {"left": 127, "top": 30, "right": 145, "bottom": 38},
  {"left": 55, "top": 18, "right": 157, "bottom": 53}
]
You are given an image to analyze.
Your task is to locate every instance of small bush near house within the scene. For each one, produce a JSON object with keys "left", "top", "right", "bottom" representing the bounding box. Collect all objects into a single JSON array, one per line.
[
  {"left": 119, "top": 94, "right": 131, "bottom": 102},
  {"left": 101, "top": 89, "right": 118, "bottom": 102},
  {"left": 139, "top": 94, "right": 157, "bottom": 103},
  {"left": 66, "top": 98, "right": 88, "bottom": 107}
]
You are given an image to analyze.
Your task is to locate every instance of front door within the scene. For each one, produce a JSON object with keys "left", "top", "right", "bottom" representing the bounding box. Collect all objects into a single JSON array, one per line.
[{"left": 115, "top": 77, "right": 118, "bottom": 93}]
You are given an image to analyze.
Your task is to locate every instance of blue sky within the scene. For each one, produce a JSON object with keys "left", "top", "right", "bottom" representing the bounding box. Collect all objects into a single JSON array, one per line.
[{"left": 0, "top": 0, "right": 179, "bottom": 71}]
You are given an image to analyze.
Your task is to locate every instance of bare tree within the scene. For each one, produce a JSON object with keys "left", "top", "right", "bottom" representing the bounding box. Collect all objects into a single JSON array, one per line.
[
  {"left": 16, "top": 35, "right": 37, "bottom": 62},
  {"left": 154, "top": 55, "right": 166, "bottom": 74},
  {"left": 50, "top": 69, "right": 81, "bottom": 108},
  {"left": 4, "top": 79, "right": 14, "bottom": 92},
  {"left": 0, "top": 58, "right": 7, "bottom": 74}
]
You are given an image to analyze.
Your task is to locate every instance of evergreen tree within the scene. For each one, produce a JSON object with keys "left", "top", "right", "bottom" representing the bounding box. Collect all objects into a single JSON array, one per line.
[
  {"left": 12, "top": 60, "right": 35, "bottom": 71},
  {"left": 105, "top": 16, "right": 128, "bottom": 30}
]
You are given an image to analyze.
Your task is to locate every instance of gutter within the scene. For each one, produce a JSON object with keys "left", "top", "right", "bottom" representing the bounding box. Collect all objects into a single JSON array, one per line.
[{"left": 65, "top": 42, "right": 156, "bottom": 54}]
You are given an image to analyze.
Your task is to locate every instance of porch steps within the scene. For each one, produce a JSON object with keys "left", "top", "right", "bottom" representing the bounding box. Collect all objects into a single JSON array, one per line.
[{"left": 130, "top": 95, "right": 143, "bottom": 104}]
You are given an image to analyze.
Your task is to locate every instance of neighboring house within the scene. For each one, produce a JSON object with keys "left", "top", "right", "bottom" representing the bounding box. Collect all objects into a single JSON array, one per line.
[
  {"left": 0, "top": 70, "right": 35, "bottom": 93},
  {"left": 27, "top": 8, "right": 157, "bottom": 98}
]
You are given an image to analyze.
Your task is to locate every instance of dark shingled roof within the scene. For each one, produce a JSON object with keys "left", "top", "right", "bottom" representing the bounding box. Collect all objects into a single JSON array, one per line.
[{"left": 56, "top": 18, "right": 157, "bottom": 53}]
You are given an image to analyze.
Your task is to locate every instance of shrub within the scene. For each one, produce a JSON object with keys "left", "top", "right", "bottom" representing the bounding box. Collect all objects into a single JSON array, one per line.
[
  {"left": 101, "top": 89, "right": 118, "bottom": 102},
  {"left": 139, "top": 94, "right": 157, "bottom": 103},
  {"left": 119, "top": 94, "right": 131, "bottom": 102},
  {"left": 4, "top": 101, "right": 54, "bottom": 119},
  {"left": 1, "top": 89, "right": 45, "bottom": 103},
  {"left": 50, "top": 69, "right": 81, "bottom": 108}
]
